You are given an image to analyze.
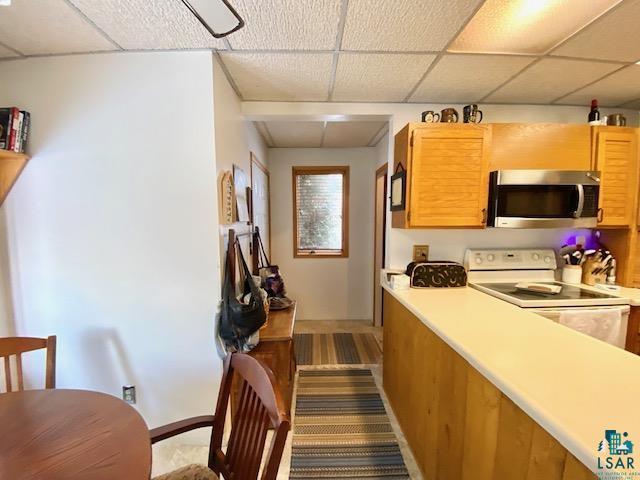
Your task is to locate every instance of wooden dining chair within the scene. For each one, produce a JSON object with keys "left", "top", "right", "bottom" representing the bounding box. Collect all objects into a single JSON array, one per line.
[
  {"left": 150, "top": 353, "right": 290, "bottom": 480},
  {"left": 0, "top": 335, "right": 56, "bottom": 392}
]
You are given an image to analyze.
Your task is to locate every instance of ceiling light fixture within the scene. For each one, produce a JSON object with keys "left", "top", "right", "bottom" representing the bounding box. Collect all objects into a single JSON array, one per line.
[
  {"left": 0, "top": 0, "right": 11, "bottom": 6},
  {"left": 449, "top": 0, "right": 622, "bottom": 55},
  {"left": 515, "top": 0, "right": 553, "bottom": 22},
  {"left": 181, "top": 0, "right": 245, "bottom": 38}
]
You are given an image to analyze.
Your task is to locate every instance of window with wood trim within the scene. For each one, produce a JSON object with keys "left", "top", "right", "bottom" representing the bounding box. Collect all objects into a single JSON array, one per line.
[{"left": 292, "top": 166, "right": 349, "bottom": 258}]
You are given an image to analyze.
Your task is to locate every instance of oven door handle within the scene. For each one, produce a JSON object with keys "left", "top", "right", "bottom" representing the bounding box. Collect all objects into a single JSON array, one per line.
[{"left": 573, "top": 184, "right": 584, "bottom": 218}]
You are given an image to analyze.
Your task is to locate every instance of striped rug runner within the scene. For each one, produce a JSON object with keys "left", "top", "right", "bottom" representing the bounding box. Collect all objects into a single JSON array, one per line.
[
  {"left": 290, "top": 369, "right": 410, "bottom": 479},
  {"left": 294, "top": 333, "right": 382, "bottom": 366}
]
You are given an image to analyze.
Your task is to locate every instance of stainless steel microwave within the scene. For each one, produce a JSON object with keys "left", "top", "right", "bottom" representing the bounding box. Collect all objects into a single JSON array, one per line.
[{"left": 487, "top": 170, "right": 601, "bottom": 228}]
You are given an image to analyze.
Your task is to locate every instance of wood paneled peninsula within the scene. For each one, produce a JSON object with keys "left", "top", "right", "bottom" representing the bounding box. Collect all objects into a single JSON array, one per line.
[{"left": 382, "top": 282, "right": 640, "bottom": 480}]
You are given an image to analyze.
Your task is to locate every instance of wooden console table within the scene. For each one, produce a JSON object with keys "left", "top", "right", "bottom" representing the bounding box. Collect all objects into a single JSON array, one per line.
[{"left": 231, "top": 302, "right": 297, "bottom": 418}]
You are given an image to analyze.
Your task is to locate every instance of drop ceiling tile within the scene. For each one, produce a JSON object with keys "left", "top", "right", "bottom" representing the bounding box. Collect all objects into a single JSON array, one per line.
[
  {"left": 409, "top": 54, "right": 534, "bottom": 103},
  {"left": 228, "top": 0, "right": 341, "bottom": 50},
  {"left": 69, "top": 0, "right": 225, "bottom": 50},
  {"left": 341, "top": 0, "right": 483, "bottom": 51},
  {"left": 265, "top": 122, "right": 324, "bottom": 148},
  {"left": 0, "top": 0, "right": 115, "bottom": 55},
  {"left": 449, "top": 0, "right": 621, "bottom": 55},
  {"left": 557, "top": 66, "right": 640, "bottom": 106},
  {"left": 333, "top": 53, "right": 436, "bottom": 102},
  {"left": 552, "top": 0, "right": 640, "bottom": 62},
  {"left": 486, "top": 58, "right": 623, "bottom": 104},
  {"left": 0, "top": 44, "right": 19, "bottom": 58},
  {"left": 323, "top": 121, "right": 387, "bottom": 147},
  {"left": 219, "top": 52, "right": 333, "bottom": 101}
]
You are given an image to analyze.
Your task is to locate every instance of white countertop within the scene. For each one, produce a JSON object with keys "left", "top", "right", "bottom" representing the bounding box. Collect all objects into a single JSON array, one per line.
[
  {"left": 600, "top": 285, "right": 640, "bottom": 306},
  {"left": 574, "top": 282, "right": 640, "bottom": 306},
  {"left": 616, "top": 286, "right": 640, "bottom": 306},
  {"left": 382, "top": 281, "right": 640, "bottom": 473}
]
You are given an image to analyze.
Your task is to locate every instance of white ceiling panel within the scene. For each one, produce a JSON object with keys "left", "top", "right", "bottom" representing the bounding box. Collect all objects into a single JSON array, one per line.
[
  {"left": 220, "top": 52, "right": 333, "bottom": 101},
  {"left": 341, "top": 0, "right": 484, "bottom": 52},
  {"left": 449, "top": 0, "right": 621, "bottom": 55},
  {"left": 557, "top": 66, "right": 640, "bottom": 106},
  {"left": 323, "top": 121, "right": 387, "bottom": 147},
  {"left": 0, "top": 44, "right": 19, "bottom": 59},
  {"left": 265, "top": 122, "right": 324, "bottom": 147},
  {"left": 333, "top": 53, "right": 436, "bottom": 102},
  {"left": 486, "top": 58, "right": 623, "bottom": 104},
  {"left": 410, "top": 54, "right": 534, "bottom": 103},
  {"left": 228, "top": 0, "right": 341, "bottom": 50},
  {"left": 551, "top": 0, "right": 640, "bottom": 62},
  {"left": 0, "top": 0, "right": 116, "bottom": 55},
  {"left": 69, "top": 0, "right": 225, "bottom": 50}
]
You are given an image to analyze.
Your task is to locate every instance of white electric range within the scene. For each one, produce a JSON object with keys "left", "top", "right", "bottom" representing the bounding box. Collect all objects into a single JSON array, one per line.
[{"left": 464, "top": 248, "right": 630, "bottom": 347}]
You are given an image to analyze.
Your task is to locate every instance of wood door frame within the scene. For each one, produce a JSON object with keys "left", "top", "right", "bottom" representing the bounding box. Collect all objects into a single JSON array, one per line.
[
  {"left": 373, "top": 164, "right": 388, "bottom": 326},
  {"left": 250, "top": 151, "right": 271, "bottom": 257}
]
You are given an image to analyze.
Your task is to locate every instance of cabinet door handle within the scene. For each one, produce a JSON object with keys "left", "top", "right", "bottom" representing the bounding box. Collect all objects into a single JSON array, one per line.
[
  {"left": 597, "top": 208, "right": 604, "bottom": 222},
  {"left": 481, "top": 208, "right": 487, "bottom": 224}
]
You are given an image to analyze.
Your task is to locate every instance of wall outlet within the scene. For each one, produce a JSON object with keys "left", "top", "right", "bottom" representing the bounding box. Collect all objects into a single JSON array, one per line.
[
  {"left": 413, "top": 245, "right": 429, "bottom": 262},
  {"left": 122, "top": 385, "right": 136, "bottom": 404}
]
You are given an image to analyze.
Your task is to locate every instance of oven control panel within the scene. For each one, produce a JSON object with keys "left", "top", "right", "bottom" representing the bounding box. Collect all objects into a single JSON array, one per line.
[{"left": 464, "top": 249, "right": 557, "bottom": 271}]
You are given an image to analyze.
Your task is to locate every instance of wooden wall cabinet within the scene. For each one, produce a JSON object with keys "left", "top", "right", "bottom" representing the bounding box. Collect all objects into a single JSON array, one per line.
[
  {"left": 392, "top": 123, "right": 491, "bottom": 229},
  {"left": 592, "top": 127, "right": 639, "bottom": 228},
  {"left": 490, "top": 123, "right": 591, "bottom": 171}
]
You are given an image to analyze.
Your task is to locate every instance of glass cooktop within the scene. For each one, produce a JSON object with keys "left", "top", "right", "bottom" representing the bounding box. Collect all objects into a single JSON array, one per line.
[{"left": 479, "top": 282, "right": 618, "bottom": 301}]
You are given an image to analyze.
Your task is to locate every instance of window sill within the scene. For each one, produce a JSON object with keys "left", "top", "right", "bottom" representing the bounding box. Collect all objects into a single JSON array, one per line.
[{"left": 294, "top": 250, "right": 349, "bottom": 259}]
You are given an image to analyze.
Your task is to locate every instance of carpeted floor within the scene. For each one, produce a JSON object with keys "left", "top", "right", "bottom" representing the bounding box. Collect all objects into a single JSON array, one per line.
[
  {"left": 294, "top": 333, "right": 382, "bottom": 366},
  {"left": 289, "top": 369, "right": 410, "bottom": 479}
]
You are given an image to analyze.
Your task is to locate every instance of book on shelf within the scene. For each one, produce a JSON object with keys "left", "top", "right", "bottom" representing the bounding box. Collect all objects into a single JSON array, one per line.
[{"left": 0, "top": 106, "right": 30, "bottom": 154}]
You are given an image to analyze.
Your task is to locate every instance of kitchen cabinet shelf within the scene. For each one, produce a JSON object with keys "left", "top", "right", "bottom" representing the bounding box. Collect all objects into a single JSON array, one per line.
[{"left": 0, "top": 149, "right": 29, "bottom": 205}]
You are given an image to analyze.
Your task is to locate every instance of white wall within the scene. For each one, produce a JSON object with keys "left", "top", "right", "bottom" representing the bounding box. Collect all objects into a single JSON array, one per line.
[
  {"left": 0, "top": 52, "right": 221, "bottom": 437},
  {"left": 245, "top": 101, "right": 639, "bottom": 268},
  {"left": 213, "top": 60, "right": 268, "bottom": 260},
  {"left": 269, "top": 147, "right": 377, "bottom": 321},
  {"left": 0, "top": 210, "right": 15, "bottom": 336}
]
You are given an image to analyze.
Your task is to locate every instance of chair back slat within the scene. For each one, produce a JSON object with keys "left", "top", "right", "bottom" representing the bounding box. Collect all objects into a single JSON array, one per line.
[
  {"left": 15, "top": 353, "right": 24, "bottom": 391},
  {"left": 208, "top": 353, "right": 290, "bottom": 480},
  {"left": 0, "top": 336, "right": 56, "bottom": 393},
  {"left": 226, "top": 382, "right": 272, "bottom": 479},
  {"left": 3, "top": 356, "right": 12, "bottom": 392}
]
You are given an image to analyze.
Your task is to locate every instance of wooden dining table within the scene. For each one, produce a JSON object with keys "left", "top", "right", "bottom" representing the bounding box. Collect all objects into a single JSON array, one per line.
[{"left": 0, "top": 389, "right": 151, "bottom": 480}]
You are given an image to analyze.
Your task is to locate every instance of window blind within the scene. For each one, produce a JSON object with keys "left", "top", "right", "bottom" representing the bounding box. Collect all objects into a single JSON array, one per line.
[{"left": 295, "top": 172, "right": 344, "bottom": 252}]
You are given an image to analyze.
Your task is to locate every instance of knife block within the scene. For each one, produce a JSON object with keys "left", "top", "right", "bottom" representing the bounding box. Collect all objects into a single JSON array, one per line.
[{"left": 581, "top": 257, "right": 607, "bottom": 286}]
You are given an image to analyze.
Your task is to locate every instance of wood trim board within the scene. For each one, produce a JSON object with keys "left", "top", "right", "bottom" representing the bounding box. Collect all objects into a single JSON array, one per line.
[{"left": 373, "top": 164, "right": 387, "bottom": 326}]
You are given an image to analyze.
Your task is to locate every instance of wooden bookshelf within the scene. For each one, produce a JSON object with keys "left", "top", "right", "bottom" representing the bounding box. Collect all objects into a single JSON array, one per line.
[{"left": 0, "top": 149, "right": 29, "bottom": 205}]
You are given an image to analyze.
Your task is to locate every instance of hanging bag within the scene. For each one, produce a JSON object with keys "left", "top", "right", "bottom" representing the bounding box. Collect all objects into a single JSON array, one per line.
[
  {"left": 219, "top": 239, "right": 267, "bottom": 352},
  {"left": 255, "top": 231, "right": 294, "bottom": 310},
  {"left": 256, "top": 231, "right": 287, "bottom": 298}
]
